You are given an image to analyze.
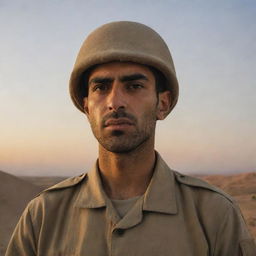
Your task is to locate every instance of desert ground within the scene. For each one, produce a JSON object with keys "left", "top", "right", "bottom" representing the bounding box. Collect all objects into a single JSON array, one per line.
[{"left": 0, "top": 170, "right": 255, "bottom": 255}]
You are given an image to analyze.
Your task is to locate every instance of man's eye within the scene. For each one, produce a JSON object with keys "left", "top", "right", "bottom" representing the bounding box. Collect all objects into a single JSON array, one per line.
[
  {"left": 127, "top": 83, "right": 144, "bottom": 90},
  {"left": 92, "top": 84, "right": 108, "bottom": 92}
]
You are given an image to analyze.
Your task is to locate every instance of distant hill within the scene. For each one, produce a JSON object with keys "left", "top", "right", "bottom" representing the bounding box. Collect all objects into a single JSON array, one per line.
[
  {"left": 21, "top": 175, "right": 67, "bottom": 189},
  {"left": 199, "top": 172, "right": 256, "bottom": 196},
  {"left": 0, "top": 170, "right": 42, "bottom": 255}
]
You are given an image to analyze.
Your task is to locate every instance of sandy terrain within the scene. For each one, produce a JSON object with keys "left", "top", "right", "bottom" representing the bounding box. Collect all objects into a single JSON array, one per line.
[
  {"left": 0, "top": 171, "right": 255, "bottom": 254},
  {"left": 0, "top": 171, "right": 42, "bottom": 255}
]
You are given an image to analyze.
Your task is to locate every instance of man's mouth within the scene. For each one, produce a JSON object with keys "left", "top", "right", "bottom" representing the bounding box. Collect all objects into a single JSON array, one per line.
[{"left": 104, "top": 118, "right": 134, "bottom": 127}]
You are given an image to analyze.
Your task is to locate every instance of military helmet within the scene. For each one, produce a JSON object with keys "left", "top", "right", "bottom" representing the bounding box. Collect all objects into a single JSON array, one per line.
[{"left": 69, "top": 21, "right": 179, "bottom": 114}]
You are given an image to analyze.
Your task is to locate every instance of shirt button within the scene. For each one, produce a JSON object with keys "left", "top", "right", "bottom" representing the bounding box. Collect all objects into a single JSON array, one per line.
[{"left": 115, "top": 228, "right": 125, "bottom": 236}]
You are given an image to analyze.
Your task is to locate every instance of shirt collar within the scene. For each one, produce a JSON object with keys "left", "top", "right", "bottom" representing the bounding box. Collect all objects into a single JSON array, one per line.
[
  {"left": 142, "top": 152, "right": 177, "bottom": 214},
  {"left": 75, "top": 152, "right": 178, "bottom": 215},
  {"left": 75, "top": 161, "right": 107, "bottom": 208}
]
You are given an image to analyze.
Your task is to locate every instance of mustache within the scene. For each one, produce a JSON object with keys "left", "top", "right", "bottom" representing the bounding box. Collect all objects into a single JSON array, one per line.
[{"left": 102, "top": 109, "right": 137, "bottom": 127}]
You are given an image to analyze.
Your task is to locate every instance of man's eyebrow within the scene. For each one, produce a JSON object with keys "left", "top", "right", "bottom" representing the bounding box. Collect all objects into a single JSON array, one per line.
[
  {"left": 120, "top": 73, "right": 149, "bottom": 82},
  {"left": 88, "top": 73, "right": 148, "bottom": 86},
  {"left": 89, "top": 77, "right": 113, "bottom": 85}
]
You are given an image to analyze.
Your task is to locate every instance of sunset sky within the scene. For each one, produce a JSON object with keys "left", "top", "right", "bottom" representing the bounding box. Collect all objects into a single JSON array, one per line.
[{"left": 0, "top": 0, "right": 255, "bottom": 176}]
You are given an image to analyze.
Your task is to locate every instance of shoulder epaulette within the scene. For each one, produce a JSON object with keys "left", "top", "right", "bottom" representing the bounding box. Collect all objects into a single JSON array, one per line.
[
  {"left": 173, "top": 171, "right": 234, "bottom": 203},
  {"left": 39, "top": 173, "right": 87, "bottom": 195}
]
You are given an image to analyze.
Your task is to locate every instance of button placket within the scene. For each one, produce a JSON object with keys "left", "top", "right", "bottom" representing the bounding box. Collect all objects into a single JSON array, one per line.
[{"left": 110, "top": 224, "right": 127, "bottom": 256}]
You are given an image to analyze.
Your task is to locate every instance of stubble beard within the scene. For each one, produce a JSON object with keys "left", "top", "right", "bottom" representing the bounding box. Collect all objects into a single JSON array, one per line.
[{"left": 89, "top": 111, "right": 157, "bottom": 154}]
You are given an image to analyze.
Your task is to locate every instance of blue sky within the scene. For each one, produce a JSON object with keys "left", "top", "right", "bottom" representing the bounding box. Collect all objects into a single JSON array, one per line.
[{"left": 0, "top": 0, "right": 255, "bottom": 176}]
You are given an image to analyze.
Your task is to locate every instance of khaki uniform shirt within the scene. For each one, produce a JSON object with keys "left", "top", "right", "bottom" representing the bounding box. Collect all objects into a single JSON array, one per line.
[{"left": 6, "top": 154, "right": 256, "bottom": 256}]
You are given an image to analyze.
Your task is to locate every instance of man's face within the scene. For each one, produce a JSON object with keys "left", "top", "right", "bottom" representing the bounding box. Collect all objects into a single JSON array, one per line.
[{"left": 83, "top": 62, "right": 169, "bottom": 153}]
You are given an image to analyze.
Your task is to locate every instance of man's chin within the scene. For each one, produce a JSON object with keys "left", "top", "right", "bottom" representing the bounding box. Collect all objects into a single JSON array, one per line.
[
  {"left": 110, "top": 130, "right": 125, "bottom": 137},
  {"left": 99, "top": 135, "right": 150, "bottom": 154},
  {"left": 102, "top": 146, "right": 135, "bottom": 154},
  {"left": 100, "top": 138, "right": 138, "bottom": 154}
]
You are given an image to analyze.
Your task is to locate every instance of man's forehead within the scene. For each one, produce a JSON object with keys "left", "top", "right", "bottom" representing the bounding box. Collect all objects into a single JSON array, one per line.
[{"left": 88, "top": 61, "right": 154, "bottom": 80}]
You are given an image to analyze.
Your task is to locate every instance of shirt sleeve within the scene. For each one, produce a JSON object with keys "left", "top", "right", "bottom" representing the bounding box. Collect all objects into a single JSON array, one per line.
[
  {"left": 5, "top": 204, "right": 37, "bottom": 256},
  {"left": 213, "top": 202, "right": 256, "bottom": 256}
]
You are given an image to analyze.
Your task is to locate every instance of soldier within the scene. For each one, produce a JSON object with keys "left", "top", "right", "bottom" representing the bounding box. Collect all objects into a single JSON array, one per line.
[{"left": 6, "top": 21, "right": 256, "bottom": 255}]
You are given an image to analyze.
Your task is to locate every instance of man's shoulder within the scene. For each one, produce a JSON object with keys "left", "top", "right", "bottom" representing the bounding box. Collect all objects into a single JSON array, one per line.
[
  {"left": 170, "top": 169, "right": 242, "bottom": 223},
  {"left": 41, "top": 173, "right": 88, "bottom": 193},
  {"left": 157, "top": 153, "right": 234, "bottom": 205},
  {"left": 172, "top": 170, "right": 234, "bottom": 203},
  {"left": 27, "top": 173, "right": 88, "bottom": 209}
]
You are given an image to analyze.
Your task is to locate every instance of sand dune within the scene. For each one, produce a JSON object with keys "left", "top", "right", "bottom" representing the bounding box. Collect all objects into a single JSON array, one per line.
[
  {"left": 0, "top": 171, "right": 42, "bottom": 255},
  {"left": 200, "top": 172, "right": 256, "bottom": 196},
  {"left": 0, "top": 170, "right": 255, "bottom": 254}
]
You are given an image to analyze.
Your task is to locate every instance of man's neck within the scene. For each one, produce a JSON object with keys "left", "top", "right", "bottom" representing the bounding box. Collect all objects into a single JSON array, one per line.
[{"left": 98, "top": 143, "right": 156, "bottom": 200}]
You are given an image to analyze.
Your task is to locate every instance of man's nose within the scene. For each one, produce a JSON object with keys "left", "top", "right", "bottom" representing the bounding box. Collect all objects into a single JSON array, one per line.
[{"left": 107, "top": 84, "right": 127, "bottom": 111}]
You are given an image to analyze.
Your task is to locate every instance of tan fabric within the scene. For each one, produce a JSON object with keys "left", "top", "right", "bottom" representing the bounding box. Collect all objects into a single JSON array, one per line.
[
  {"left": 112, "top": 196, "right": 141, "bottom": 218},
  {"left": 6, "top": 154, "right": 256, "bottom": 256},
  {"left": 69, "top": 21, "right": 179, "bottom": 115}
]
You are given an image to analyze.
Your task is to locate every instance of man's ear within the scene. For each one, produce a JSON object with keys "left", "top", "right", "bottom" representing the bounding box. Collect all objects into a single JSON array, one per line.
[
  {"left": 156, "top": 91, "right": 172, "bottom": 120},
  {"left": 83, "top": 97, "right": 89, "bottom": 116}
]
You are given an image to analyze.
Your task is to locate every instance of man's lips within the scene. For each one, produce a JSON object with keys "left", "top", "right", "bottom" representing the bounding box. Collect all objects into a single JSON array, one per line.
[{"left": 104, "top": 118, "right": 134, "bottom": 127}]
